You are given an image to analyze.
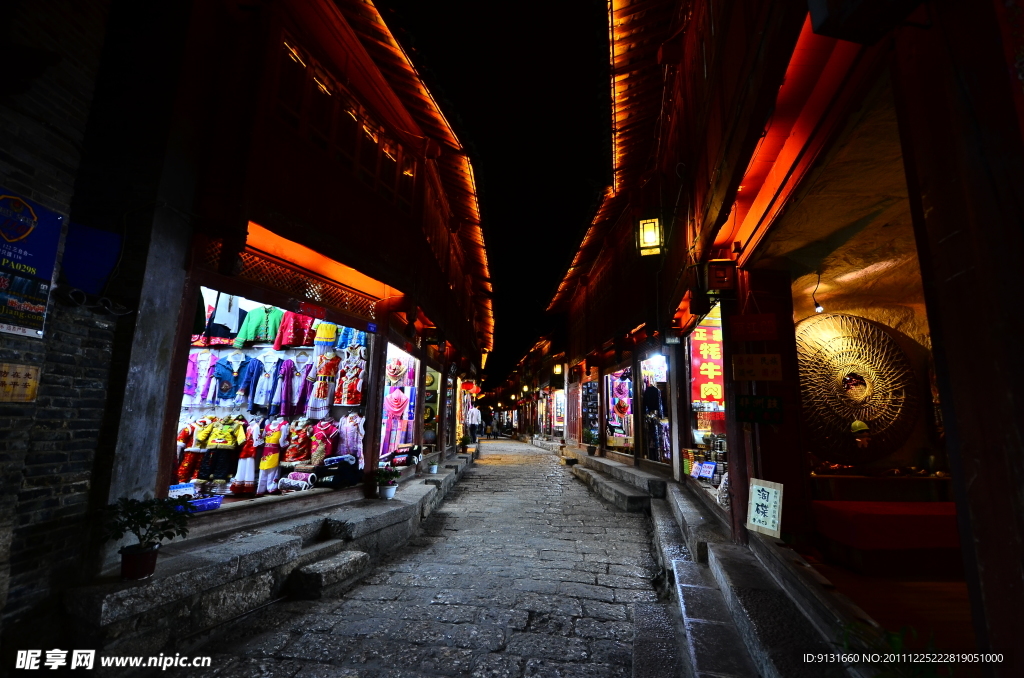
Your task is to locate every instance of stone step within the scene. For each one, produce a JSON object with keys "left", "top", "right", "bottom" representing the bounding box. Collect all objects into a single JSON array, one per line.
[
  {"left": 665, "top": 483, "right": 728, "bottom": 564},
  {"left": 708, "top": 544, "right": 845, "bottom": 678},
  {"left": 672, "top": 558, "right": 759, "bottom": 678},
  {"left": 289, "top": 550, "right": 371, "bottom": 599},
  {"left": 562, "top": 448, "right": 668, "bottom": 498},
  {"left": 649, "top": 498, "right": 690, "bottom": 579},
  {"left": 570, "top": 466, "right": 650, "bottom": 512},
  {"left": 632, "top": 602, "right": 683, "bottom": 678}
]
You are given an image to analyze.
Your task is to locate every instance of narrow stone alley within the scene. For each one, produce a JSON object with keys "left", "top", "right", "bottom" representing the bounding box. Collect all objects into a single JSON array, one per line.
[{"left": 171, "top": 441, "right": 667, "bottom": 677}]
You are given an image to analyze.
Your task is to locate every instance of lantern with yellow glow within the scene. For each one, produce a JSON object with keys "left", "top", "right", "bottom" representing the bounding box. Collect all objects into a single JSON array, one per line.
[
  {"left": 553, "top": 364, "right": 563, "bottom": 375},
  {"left": 636, "top": 218, "right": 664, "bottom": 256}
]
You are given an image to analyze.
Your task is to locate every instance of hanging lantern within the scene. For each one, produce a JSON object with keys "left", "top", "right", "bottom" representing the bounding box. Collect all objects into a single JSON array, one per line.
[
  {"left": 461, "top": 382, "right": 474, "bottom": 391},
  {"left": 636, "top": 217, "right": 665, "bottom": 256}
]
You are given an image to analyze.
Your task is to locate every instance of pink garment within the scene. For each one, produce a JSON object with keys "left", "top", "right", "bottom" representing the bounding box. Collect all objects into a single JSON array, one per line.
[
  {"left": 383, "top": 388, "right": 410, "bottom": 419},
  {"left": 311, "top": 419, "right": 339, "bottom": 465},
  {"left": 341, "top": 413, "right": 365, "bottom": 464}
]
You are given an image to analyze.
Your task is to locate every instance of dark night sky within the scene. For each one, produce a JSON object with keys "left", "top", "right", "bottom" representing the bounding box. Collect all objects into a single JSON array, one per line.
[{"left": 374, "top": 1, "right": 612, "bottom": 385}]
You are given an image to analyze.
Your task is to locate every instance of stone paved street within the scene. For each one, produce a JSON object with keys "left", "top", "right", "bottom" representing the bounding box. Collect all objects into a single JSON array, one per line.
[{"left": 174, "top": 441, "right": 662, "bottom": 677}]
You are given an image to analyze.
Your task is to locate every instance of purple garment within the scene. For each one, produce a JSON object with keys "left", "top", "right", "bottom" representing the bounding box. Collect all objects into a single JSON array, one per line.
[
  {"left": 294, "top": 362, "right": 315, "bottom": 416},
  {"left": 272, "top": 359, "right": 295, "bottom": 417},
  {"left": 184, "top": 354, "right": 199, "bottom": 396}
]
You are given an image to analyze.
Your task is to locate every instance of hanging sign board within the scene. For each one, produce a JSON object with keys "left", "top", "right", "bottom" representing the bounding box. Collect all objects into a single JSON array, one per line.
[
  {"left": 690, "top": 325, "right": 725, "bottom": 404},
  {"left": 746, "top": 478, "right": 783, "bottom": 538},
  {"left": 0, "top": 363, "right": 41, "bottom": 402},
  {"left": 730, "top": 313, "right": 778, "bottom": 341},
  {"left": 732, "top": 354, "right": 783, "bottom": 381},
  {"left": 0, "top": 190, "right": 63, "bottom": 338},
  {"left": 735, "top": 395, "right": 784, "bottom": 424}
]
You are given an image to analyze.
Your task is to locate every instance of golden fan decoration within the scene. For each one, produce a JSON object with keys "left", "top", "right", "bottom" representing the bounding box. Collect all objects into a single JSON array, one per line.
[{"left": 795, "top": 313, "right": 919, "bottom": 462}]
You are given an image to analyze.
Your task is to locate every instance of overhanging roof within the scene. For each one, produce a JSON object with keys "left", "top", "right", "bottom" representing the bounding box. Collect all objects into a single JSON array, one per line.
[
  {"left": 334, "top": 0, "right": 494, "bottom": 352},
  {"left": 548, "top": 0, "right": 674, "bottom": 312}
]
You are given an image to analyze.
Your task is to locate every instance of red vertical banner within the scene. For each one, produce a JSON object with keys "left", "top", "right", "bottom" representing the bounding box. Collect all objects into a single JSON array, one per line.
[{"left": 690, "top": 325, "right": 725, "bottom": 405}]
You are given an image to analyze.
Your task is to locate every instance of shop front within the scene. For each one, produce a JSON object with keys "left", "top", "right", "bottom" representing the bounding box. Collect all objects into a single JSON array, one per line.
[
  {"left": 682, "top": 304, "right": 731, "bottom": 511},
  {"left": 164, "top": 226, "right": 389, "bottom": 514},
  {"left": 603, "top": 363, "right": 634, "bottom": 458},
  {"left": 638, "top": 351, "right": 673, "bottom": 468}
]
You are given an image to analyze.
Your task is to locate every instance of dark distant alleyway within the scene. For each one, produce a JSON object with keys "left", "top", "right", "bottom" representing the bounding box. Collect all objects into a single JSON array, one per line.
[{"left": 173, "top": 441, "right": 662, "bottom": 677}]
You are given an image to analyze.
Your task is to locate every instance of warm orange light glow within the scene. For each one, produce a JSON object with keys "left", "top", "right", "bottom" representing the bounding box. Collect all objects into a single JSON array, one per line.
[
  {"left": 284, "top": 42, "right": 306, "bottom": 68},
  {"left": 246, "top": 222, "right": 398, "bottom": 301}
]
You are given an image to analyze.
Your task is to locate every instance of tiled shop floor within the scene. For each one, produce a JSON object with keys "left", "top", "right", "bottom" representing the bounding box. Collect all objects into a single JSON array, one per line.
[{"left": 167, "top": 441, "right": 661, "bottom": 678}]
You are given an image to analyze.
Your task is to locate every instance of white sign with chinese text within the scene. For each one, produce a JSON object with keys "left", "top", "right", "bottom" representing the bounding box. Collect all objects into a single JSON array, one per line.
[{"left": 746, "top": 478, "right": 783, "bottom": 538}]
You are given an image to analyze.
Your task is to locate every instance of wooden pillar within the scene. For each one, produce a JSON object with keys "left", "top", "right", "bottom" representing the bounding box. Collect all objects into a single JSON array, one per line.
[
  {"left": 720, "top": 297, "right": 749, "bottom": 545},
  {"left": 891, "top": 4, "right": 1024, "bottom": 668},
  {"left": 361, "top": 329, "right": 388, "bottom": 497},
  {"left": 736, "top": 269, "right": 812, "bottom": 544}
]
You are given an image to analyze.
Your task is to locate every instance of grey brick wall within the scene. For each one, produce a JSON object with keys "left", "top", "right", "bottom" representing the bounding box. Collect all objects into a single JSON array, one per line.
[{"left": 0, "top": 0, "right": 112, "bottom": 633}]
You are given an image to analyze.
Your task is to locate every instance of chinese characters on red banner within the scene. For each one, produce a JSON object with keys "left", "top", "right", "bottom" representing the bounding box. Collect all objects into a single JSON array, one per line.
[{"left": 690, "top": 325, "right": 724, "bottom": 405}]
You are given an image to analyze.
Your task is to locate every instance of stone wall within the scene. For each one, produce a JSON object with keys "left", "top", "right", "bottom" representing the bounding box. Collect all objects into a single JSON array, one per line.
[{"left": 0, "top": 0, "right": 112, "bottom": 636}]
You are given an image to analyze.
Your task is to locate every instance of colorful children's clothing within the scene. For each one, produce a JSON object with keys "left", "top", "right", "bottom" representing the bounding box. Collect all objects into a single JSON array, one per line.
[
  {"left": 305, "top": 353, "right": 342, "bottom": 419},
  {"left": 233, "top": 306, "right": 284, "bottom": 347},
  {"left": 273, "top": 312, "right": 317, "bottom": 350},
  {"left": 310, "top": 419, "right": 339, "bottom": 466},
  {"left": 258, "top": 420, "right": 288, "bottom": 495},
  {"left": 284, "top": 423, "right": 313, "bottom": 463},
  {"left": 231, "top": 418, "right": 264, "bottom": 495},
  {"left": 340, "top": 412, "right": 365, "bottom": 468}
]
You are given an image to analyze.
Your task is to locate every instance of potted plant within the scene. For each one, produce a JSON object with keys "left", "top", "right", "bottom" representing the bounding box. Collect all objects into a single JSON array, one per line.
[
  {"left": 583, "top": 431, "right": 599, "bottom": 456},
  {"left": 376, "top": 465, "right": 402, "bottom": 500},
  {"left": 428, "top": 458, "right": 439, "bottom": 474},
  {"left": 458, "top": 434, "right": 471, "bottom": 455},
  {"left": 103, "top": 497, "right": 194, "bottom": 580}
]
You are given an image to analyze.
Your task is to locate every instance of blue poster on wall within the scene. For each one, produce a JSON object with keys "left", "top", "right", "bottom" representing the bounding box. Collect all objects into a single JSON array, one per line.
[{"left": 0, "top": 189, "right": 63, "bottom": 338}]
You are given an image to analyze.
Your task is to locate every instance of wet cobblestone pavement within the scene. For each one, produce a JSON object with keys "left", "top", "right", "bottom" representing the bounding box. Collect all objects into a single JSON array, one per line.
[{"left": 177, "top": 440, "right": 660, "bottom": 677}]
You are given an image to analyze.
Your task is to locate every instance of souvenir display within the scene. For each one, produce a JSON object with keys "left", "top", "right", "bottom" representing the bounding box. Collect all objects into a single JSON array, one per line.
[
  {"left": 172, "top": 287, "right": 371, "bottom": 507},
  {"left": 380, "top": 344, "right": 420, "bottom": 462}
]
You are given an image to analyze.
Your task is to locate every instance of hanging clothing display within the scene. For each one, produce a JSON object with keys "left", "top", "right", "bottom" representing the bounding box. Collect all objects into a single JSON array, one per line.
[
  {"left": 233, "top": 306, "right": 284, "bottom": 347},
  {"left": 340, "top": 412, "right": 365, "bottom": 467},
  {"left": 283, "top": 421, "right": 313, "bottom": 463},
  {"left": 230, "top": 417, "right": 264, "bottom": 495},
  {"left": 310, "top": 418, "right": 339, "bottom": 466},
  {"left": 213, "top": 355, "right": 250, "bottom": 407},
  {"left": 173, "top": 286, "right": 378, "bottom": 512},
  {"left": 258, "top": 419, "right": 289, "bottom": 495},
  {"left": 305, "top": 352, "right": 342, "bottom": 419},
  {"left": 273, "top": 312, "right": 317, "bottom": 350}
]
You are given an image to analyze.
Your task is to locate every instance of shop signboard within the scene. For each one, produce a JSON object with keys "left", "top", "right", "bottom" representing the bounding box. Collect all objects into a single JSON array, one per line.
[
  {"left": 732, "top": 354, "right": 783, "bottom": 381},
  {"left": 735, "top": 395, "right": 784, "bottom": 424},
  {"left": 746, "top": 478, "right": 783, "bottom": 538},
  {"left": 0, "top": 189, "right": 63, "bottom": 338},
  {"left": 730, "top": 313, "right": 777, "bottom": 341},
  {"left": 699, "top": 461, "right": 717, "bottom": 480},
  {"left": 0, "top": 363, "right": 40, "bottom": 402},
  {"left": 689, "top": 460, "right": 702, "bottom": 478},
  {"left": 689, "top": 325, "right": 724, "bottom": 405}
]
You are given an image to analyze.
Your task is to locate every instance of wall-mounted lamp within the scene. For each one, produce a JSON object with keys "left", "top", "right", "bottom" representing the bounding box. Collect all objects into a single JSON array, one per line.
[
  {"left": 553, "top": 364, "right": 563, "bottom": 375},
  {"left": 636, "top": 218, "right": 665, "bottom": 256},
  {"left": 812, "top": 273, "right": 824, "bottom": 313},
  {"left": 522, "top": 385, "right": 529, "bottom": 392}
]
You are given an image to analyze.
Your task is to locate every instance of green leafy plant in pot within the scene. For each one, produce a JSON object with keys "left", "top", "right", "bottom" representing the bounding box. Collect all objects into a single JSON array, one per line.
[
  {"left": 583, "top": 430, "right": 599, "bottom": 455},
  {"left": 103, "top": 497, "right": 194, "bottom": 580},
  {"left": 458, "top": 434, "right": 471, "bottom": 454},
  {"left": 375, "top": 465, "right": 402, "bottom": 500}
]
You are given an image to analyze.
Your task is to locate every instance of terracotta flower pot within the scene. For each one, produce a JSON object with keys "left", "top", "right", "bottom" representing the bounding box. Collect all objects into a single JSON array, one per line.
[{"left": 119, "top": 543, "right": 160, "bottom": 580}]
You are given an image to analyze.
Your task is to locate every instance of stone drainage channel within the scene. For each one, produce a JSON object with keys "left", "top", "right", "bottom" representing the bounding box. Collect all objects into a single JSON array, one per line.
[{"left": 138, "top": 440, "right": 688, "bottom": 678}]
